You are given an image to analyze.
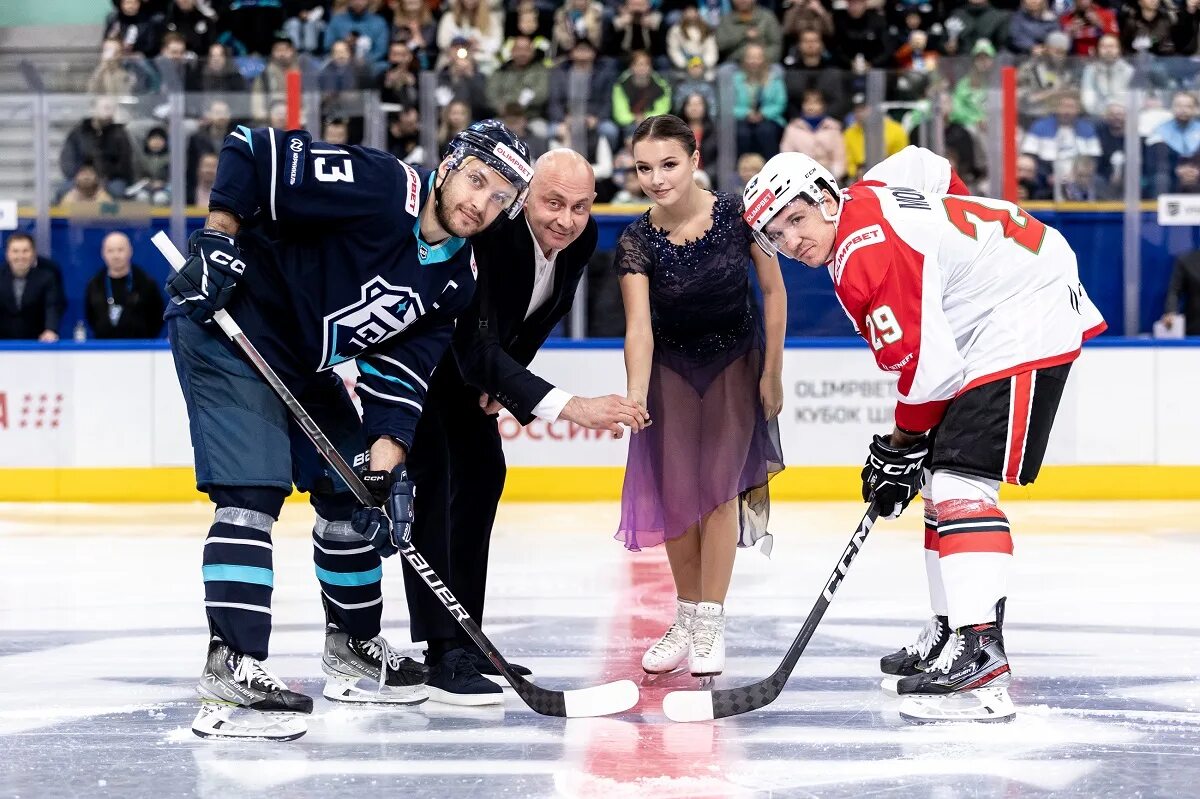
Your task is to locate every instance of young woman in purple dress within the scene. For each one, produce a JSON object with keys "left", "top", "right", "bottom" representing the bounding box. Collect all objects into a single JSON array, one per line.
[{"left": 615, "top": 115, "right": 786, "bottom": 677}]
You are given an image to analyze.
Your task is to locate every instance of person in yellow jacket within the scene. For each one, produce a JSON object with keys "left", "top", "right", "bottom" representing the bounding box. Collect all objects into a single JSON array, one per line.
[{"left": 843, "top": 92, "right": 911, "bottom": 181}]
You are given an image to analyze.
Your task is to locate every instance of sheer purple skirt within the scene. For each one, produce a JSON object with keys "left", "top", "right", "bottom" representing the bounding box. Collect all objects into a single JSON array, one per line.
[{"left": 615, "top": 330, "right": 784, "bottom": 552}]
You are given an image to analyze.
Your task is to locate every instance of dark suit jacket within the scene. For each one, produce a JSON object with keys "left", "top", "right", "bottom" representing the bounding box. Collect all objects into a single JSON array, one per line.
[
  {"left": 0, "top": 266, "right": 62, "bottom": 339},
  {"left": 450, "top": 215, "right": 599, "bottom": 425}
]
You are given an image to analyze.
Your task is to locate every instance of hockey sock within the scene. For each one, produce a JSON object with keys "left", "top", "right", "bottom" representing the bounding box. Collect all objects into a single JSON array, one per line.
[
  {"left": 931, "top": 471, "right": 1010, "bottom": 631},
  {"left": 203, "top": 487, "right": 286, "bottom": 661},
  {"left": 313, "top": 514, "right": 383, "bottom": 641},
  {"left": 922, "top": 496, "right": 949, "bottom": 617}
]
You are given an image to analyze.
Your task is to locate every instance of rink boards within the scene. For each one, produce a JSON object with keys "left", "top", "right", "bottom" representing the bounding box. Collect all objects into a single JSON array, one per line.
[{"left": 0, "top": 339, "right": 1197, "bottom": 501}]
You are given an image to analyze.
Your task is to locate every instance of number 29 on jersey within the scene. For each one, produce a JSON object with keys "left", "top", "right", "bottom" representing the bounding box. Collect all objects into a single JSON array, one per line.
[{"left": 865, "top": 305, "right": 903, "bottom": 351}]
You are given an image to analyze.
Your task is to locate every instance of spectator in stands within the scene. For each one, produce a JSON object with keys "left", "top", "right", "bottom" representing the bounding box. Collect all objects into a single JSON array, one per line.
[
  {"left": 192, "top": 151, "right": 218, "bottom": 206},
  {"left": 1008, "top": 0, "right": 1059, "bottom": 54},
  {"left": 733, "top": 43, "right": 786, "bottom": 159},
  {"left": 322, "top": 117, "right": 350, "bottom": 145},
  {"left": 251, "top": 34, "right": 298, "bottom": 123},
  {"left": 283, "top": 0, "right": 329, "bottom": 54},
  {"left": 500, "top": 103, "right": 550, "bottom": 160},
  {"left": 1120, "top": 0, "right": 1187, "bottom": 56},
  {"left": 437, "top": 100, "right": 473, "bottom": 156},
  {"left": 1179, "top": 0, "right": 1200, "bottom": 55},
  {"left": 1014, "top": 152, "right": 1049, "bottom": 200},
  {"left": 950, "top": 39, "right": 995, "bottom": 134},
  {"left": 1095, "top": 101, "right": 1127, "bottom": 197},
  {"left": 89, "top": 36, "right": 156, "bottom": 96},
  {"left": 888, "top": 2, "right": 947, "bottom": 54},
  {"left": 60, "top": 163, "right": 116, "bottom": 207},
  {"left": 1061, "top": 0, "right": 1118, "bottom": 56},
  {"left": 667, "top": 7, "right": 718, "bottom": 73},
  {"left": 1017, "top": 31, "right": 1080, "bottom": 121},
  {"left": 104, "top": 0, "right": 164, "bottom": 59},
  {"left": 1081, "top": 34, "right": 1133, "bottom": 118},
  {"left": 392, "top": 0, "right": 439, "bottom": 70},
  {"left": 488, "top": 35, "right": 551, "bottom": 122},
  {"left": 1148, "top": 92, "right": 1200, "bottom": 194},
  {"left": 130, "top": 127, "right": 171, "bottom": 206},
  {"left": 716, "top": 0, "right": 783, "bottom": 64},
  {"left": 153, "top": 31, "right": 194, "bottom": 91},
  {"left": 319, "top": 39, "right": 369, "bottom": 93},
  {"left": 782, "top": 0, "right": 834, "bottom": 51},
  {"left": 84, "top": 232, "right": 164, "bottom": 340},
  {"left": 437, "top": 45, "right": 493, "bottom": 120},
  {"left": 943, "top": 0, "right": 1011, "bottom": 57},
  {"left": 553, "top": 0, "right": 606, "bottom": 57},
  {"left": 322, "top": 0, "right": 389, "bottom": 68},
  {"left": 164, "top": 0, "right": 218, "bottom": 56},
  {"left": 678, "top": 92, "right": 719, "bottom": 182},
  {"left": 60, "top": 96, "right": 133, "bottom": 200},
  {"left": 832, "top": 0, "right": 892, "bottom": 69},
  {"left": 548, "top": 39, "right": 619, "bottom": 150},
  {"left": 735, "top": 151, "right": 765, "bottom": 192},
  {"left": 612, "top": 51, "right": 672, "bottom": 137},
  {"left": 609, "top": 148, "right": 645, "bottom": 204},
  {"left": 379, "top": 40, "right": 420, "bottom": 108},
  {"left": 222, "top": 0, "right": 287, "bottom": 55},
  {"left": 1022, "top": 91, "right": 1102, "bottom": 197},
  {"left": 1174, "top": 156, "right": 1200, "bottom": 193},
  {"left": 554, "top": 112, "right": 615, "bottom": 197},
  {"left": 437, "top": 0, "right": 503, "bottom": 74},
  {"left": 502, "top": 4, "right": 553, "bottom": 64},
  {"left": 605, "top": 0, "right": 667, "bottom": 66},
  {"left": 1162, "top": 247, "right": 1200, "bottom": 335},
  {"left": 191, "top": 41, "right": 247, "bottom": 92},
  {"left": 674, "top": 57, "right": 718, "bottom": 117},
  {"left": 387, "top": 107, "right": 425, "bottom": 164},
  {"left": 844, "top": 93, "right": 910, "bottom": 181},
  {"left": 784, "top": 28, "right": 852, "bottom": 122},
  {"left": 780, "top": 89, "right": 845, "bottom": 181},
  {"left": 0, "top": 233, "right": 62, "bottom": 342},
  {"left": 186, "top": 99, "right": 234, "bottom": 201}
]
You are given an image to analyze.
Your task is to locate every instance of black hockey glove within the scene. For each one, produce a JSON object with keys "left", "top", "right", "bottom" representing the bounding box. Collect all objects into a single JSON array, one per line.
[
  {"left": 350, "top": 467, "right": 415, "bottom": 558},
  {"left": 861, "top": 433, "right": 929, "bottom": 520},
  {"left": 165, "top": 228, "right": 247, "bottom": 324}
]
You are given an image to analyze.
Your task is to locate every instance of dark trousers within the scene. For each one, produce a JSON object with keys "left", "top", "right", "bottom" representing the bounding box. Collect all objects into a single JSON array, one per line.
[
  {"left": 404, "top": 378, "right": 507, "bottom": 652},
  {"left": 737, "top": 119, "right": 783, "bottom": 159}
]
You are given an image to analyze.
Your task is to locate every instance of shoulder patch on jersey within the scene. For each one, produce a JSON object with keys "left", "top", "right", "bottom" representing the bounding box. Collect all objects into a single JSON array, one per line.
[
  {"left": 833, "top": 224, "right": 886, "bottom": 285},
  {"left": 399, "top": 160, "right": 420, "bottom": 217},
  {"left": 286, "top": 135, "right": 306, "bottom": 186}
]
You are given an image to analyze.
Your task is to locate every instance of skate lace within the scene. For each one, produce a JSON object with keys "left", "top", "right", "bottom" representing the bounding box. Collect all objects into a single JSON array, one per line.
[
  {"left": 363, "top": 636, "right": 403, "bottom": 690},
  {"left": 904, "top": 616, "right": 944, "bottom": 659},
  {"left": 648, "top": 622, "right": 690, "bottom": 659},
  {"left": 691, "top": 616, "right": 719, "bottom": 658},
  {"left": 232, "top": 655, "right": 288, "bottom": 693},
  {"left": 928, "top": 632, "right": 965, "bottom": 674}
]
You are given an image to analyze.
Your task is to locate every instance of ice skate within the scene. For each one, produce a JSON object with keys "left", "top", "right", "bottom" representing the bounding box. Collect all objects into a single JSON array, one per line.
[
  {"left": 192, "top": 637, "right": 313, "bottom": 741},
  {"left": 879, "top": 614, "right": 949, "bottom": 694},
  {"left": 642, "top": 598, "right": 697, "bottom": 675},
  {"left": 688, "top": 602, "right": 725, "bottom": 677},
  {"left": 322, "top": 625, "right": 429, "bottom": 705},
  {"left": 896, "top": 620, "right": 1016, "bottom": 723}
]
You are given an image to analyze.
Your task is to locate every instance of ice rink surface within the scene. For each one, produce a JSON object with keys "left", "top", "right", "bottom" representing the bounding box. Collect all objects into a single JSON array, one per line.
[{"left": 1, "top": 500, "right": 1197, "bottom": 799}]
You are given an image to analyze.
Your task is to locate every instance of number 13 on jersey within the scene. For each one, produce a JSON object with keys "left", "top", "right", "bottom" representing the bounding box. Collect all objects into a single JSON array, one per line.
[{"left": 865, "top": 305, "right": 903, "bottom": 351}]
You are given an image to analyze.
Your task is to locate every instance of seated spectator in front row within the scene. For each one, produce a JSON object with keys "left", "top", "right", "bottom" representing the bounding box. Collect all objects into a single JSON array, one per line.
[
  {"left": 192, "top": 152, "right": 218, "bottom": 207},
  {"left": 0, "top": 233, "right": 62, "bottom": 342},
  {"left": 59, "top": 96, "right": 133, "bottom": 201},
  {"left": 60, "top": 163, "right": 115, "bottom": 207},
  {"left": 780, "top": 89, "right": 845, "bottom": 181},
  {"left": 130, "top": 127, "right": 170, "bottom": 206},
  {"left": 84, "top": 232, "right": 165, "bottom": 340}
]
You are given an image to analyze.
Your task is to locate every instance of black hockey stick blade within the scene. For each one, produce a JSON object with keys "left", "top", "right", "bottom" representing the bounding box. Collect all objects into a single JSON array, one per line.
[
  {"left": 662, "top": 504, "right": 880, "bottom": 722},
  {"left": 153, "top": 233, "right": 639, "bottom": 719}
]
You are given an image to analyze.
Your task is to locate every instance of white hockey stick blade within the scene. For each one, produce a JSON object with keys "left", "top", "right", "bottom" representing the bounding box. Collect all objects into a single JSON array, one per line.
[
  {"left": 662, "top": 690, "right": 716, "bottom": 723},
  {"left": 880, "top": 675, "right": 900, "bottom": 696},
  {"left": 561, "top": 679, "right": 640, "bottom": 718},
  {"left": 898, "top": 685, "right": 1016, "bottom": 724}
]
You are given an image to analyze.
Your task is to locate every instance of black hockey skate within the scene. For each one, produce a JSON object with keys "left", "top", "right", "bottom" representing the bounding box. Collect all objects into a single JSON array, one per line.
[
  {"left": 322, "top": 624, "right": 429, "bottom": 704},
  {"left": 193, "top": 637, "right": 313, "bottom": 740},
  {"left": 895, "top": 620, "right": 1016, "bottom": 723},
  {"left": 880, "top": 614, "right": 950, "bottom": 677}
]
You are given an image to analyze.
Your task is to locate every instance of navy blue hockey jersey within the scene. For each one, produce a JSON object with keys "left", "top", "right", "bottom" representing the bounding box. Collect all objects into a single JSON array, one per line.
[{"left": 186, "top": 126, "right": 477, "bottom": 449}]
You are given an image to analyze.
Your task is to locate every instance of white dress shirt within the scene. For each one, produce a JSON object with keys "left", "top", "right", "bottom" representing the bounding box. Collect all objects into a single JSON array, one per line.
[{"left": 524, "top": 218, "right": 573, "bottom": 422}]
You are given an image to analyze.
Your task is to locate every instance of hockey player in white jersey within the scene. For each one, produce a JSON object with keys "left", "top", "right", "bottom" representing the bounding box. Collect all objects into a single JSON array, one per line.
[{"left": 741, "top": 146, "right": 1106, "bottom": 722}]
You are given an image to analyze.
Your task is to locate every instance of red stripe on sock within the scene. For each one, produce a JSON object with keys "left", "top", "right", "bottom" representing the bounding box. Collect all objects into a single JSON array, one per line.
[
  {"left": 939, "top": 531, "right": 1014, "bottom": 556},
  {"left": 924, "top": 525, "right": 938, "bottom": 551},
  {"left": 935, "top": 499, "right": 1006, "bottom": 521}
]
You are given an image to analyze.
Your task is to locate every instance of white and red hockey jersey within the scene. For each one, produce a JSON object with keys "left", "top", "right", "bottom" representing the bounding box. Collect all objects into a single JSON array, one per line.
[{"left": 829, "top": 146, "right": 1107, "bottom": 432}]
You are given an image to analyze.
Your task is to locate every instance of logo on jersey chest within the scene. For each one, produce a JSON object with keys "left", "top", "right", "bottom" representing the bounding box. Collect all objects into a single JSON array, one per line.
[{"left": 319, "top": 277, "right": 426, "bottom": 369}]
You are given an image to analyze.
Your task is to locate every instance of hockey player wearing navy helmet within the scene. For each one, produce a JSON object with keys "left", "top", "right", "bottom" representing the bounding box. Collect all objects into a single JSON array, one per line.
[{"left": 164, "top": 119, "right": 533, "bottom": 740}]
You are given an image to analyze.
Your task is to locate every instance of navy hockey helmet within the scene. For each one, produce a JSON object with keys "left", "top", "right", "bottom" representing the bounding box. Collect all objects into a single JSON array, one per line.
[{"left": 443, "top": 119, "right": 535, "bottom": 219}]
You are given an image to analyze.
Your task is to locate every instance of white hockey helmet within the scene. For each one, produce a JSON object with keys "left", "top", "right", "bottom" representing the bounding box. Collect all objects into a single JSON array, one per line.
[{"left": 741, "top": 152, "right": 842, "bottom": 258}]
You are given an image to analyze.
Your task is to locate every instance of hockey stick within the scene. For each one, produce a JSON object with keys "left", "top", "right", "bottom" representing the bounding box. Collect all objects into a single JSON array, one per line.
[
  {"left": 662, "top": 503, "right": 881, "bottom": 722},
  {"left": 154, "top": 231, "right": 638, "bottom": 718}
]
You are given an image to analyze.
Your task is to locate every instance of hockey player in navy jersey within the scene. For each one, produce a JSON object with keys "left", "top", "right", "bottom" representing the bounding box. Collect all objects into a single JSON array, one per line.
[{"left": 164, "top": 120, "right": 534, "bottom": 740}]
